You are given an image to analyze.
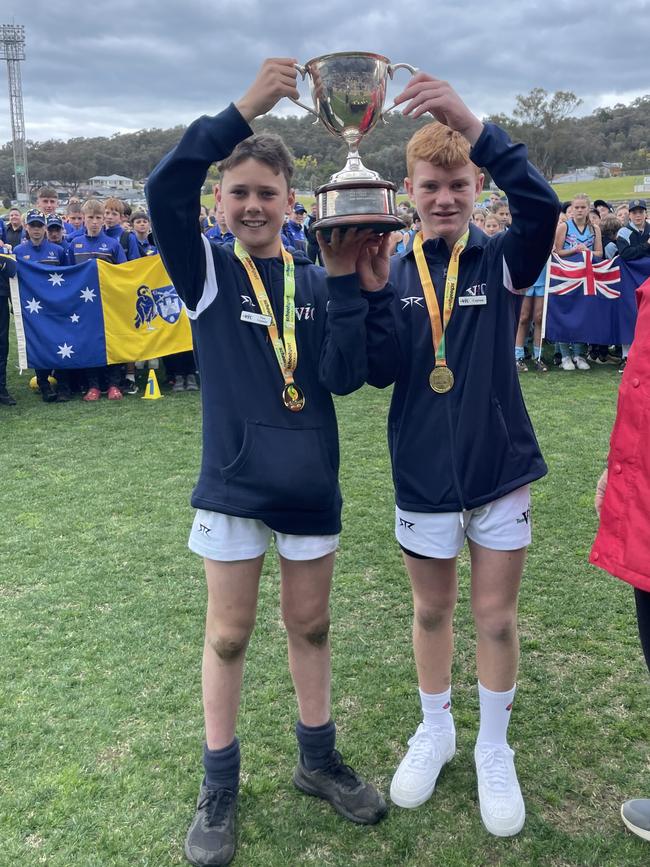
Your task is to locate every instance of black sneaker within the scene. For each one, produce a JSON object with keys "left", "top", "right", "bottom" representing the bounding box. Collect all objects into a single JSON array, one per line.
[
  {"left": 552, "top": 352, "right": 562, "bottom": 366},
  {"left": 618, "top": 359, "right": 627, "bottom": 374},
  {"left": 184, "top": 784, "right": 237, "bottom": 867},
  {"left": 41, "top": 384, "right": 57, "bottom": 403},
  {"left": 123, "top": 379, "right": 138, "bottom": 395},
  {"left": 293, "top": 750, "right": 387, "bottom": 825},
  {"left": 0, "top": 389, "right": 16, "bottom": 406}
]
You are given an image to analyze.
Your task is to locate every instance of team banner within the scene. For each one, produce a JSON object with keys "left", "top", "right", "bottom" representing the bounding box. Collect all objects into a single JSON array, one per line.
[
  {"left": 542, "top": 251, "right": 647, "bottom": 345},
  {"left": 9, "top": 254, "right": 193, "bottom": 370}
]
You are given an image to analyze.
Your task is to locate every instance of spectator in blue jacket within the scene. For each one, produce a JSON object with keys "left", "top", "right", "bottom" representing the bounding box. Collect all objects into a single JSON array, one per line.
[
  {"left": 46, "top": 214, "right": 71, "bottom": 259},
  {"left": 103, "top": 197, "right": 140, "bottom": 260},
  {"left": 68, "top": 199, "right": 126, "bottom": 401},
  {"left": 14, "top": 210, "right": 69, "bottom": 401},
  {"left": 281, "top": 202, "right": 307, "bottom": 252},
  {"left": 320, "top": 72, "right": 559, "bottom": 840}
]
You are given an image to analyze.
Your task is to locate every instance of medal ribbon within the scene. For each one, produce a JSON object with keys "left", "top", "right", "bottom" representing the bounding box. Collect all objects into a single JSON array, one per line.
[
  {"left": 234, "top": 239, "right": 297, "bottom": 386},
  {"left": 413, "top": 230, "right": 469, "bottom": 368}
]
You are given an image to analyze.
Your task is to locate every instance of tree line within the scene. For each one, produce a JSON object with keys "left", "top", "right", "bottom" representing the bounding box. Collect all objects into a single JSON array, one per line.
[{"left": 1, "top": 88, "right": 649, "bottom": 202}]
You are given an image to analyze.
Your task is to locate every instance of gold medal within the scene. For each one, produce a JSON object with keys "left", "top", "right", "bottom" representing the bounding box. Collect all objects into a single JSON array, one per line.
[
  {"left": 429, "top": 366, "right": 454, "bottom": 394},
  {"left": 282, "top": 383, "right": 305, "bottom": 412}
]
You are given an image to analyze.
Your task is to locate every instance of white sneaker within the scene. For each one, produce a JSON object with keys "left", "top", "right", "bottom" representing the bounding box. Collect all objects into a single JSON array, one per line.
[
  {"left": 390, "top": 723, "right": 455, "bottom": 808},
  {"left": 561, "top": 356, "right": 576, "bottom": 371},
  {"left": 474, "top": 743, "right": 525, "bottom": 836},
  {"left": 573, "top": 355, "right": 591, "bottom": 370}
]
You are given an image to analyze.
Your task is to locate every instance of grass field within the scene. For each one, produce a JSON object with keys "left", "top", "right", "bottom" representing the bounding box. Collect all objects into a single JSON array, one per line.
[{"left": 1, "top": 351, "right": 648, "bottom": 866}]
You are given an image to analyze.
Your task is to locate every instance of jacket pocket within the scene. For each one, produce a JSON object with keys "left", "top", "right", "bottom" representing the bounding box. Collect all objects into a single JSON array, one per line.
[
  {"left": 491, "top": 395, "right": 517, "bottom": 457},
  {"left": 220, "top": 421, "right": 337, "bottom": 513}
]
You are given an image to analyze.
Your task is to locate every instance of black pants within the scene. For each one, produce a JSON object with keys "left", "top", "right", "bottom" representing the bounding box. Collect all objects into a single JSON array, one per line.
[
  {"left": 0, "top": 295, "right": 9, "bottom": 390},
  {"left": 86, "top": 364, "right": 121, "bottom": 390},
  {"left": 164, "top": 351, "right": 195, "bottom": 378},
  {"left": 635, "top": 588, "right": 650, "bottom": 674}
]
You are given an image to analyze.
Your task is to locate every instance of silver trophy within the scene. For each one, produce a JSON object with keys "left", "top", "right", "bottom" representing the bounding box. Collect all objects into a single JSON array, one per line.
[{"left": 292, "top": 51, "right": 417, "bottom": 234}]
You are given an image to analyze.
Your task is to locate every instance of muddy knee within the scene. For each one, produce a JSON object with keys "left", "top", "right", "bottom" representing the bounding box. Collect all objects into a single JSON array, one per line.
[
  {"left": 476, "top": 615, "right": 517, "bottom": 644},
  {"left": 208, "top": 633, "right": 250, "bottom": 662},
  {"left": 415, "top": 607, "right": 452, "bottom": 632},
  {"left": 304, "top": 618, "right": 330, "bottom": 647}
]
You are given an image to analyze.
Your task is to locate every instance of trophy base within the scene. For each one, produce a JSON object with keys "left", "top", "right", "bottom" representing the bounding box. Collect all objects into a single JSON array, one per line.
[{"left": 312, "top": 178, "right": 405, "bottom": 237}]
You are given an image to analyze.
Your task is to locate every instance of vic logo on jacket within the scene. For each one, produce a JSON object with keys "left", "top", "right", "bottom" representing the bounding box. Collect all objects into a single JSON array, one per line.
[{"left": 295, "top": 305, "right": 315, "bottom": 321}]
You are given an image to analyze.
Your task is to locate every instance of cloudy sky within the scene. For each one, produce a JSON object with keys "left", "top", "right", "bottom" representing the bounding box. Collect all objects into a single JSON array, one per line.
[{"left": 1, "top": 0, "right": 649, "bottom": 143}]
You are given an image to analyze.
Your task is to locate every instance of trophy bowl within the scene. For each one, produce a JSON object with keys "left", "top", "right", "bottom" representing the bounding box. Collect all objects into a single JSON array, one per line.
[{"left": 292, "top": 51, "right": 417, "bottom": 235}]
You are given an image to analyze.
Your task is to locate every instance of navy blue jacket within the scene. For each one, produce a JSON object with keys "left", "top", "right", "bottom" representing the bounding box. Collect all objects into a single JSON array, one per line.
[
  {"left": 365, "top": 123, "right": 560, "bottom": 513},
  {"left": 616, "top": 221, "right": 650, "bottom": 260},
  {"left": 147, "top": 104, "right": 370, "bottom": 534},
  {"left": 13, "top": 238, "right": 68, "bottom": 267},
  {"left": 68, "top": 231, "right": 127, "bottom": 265},
  {"left": 0, "top": 251, "right": 17, "bottom": 297}
]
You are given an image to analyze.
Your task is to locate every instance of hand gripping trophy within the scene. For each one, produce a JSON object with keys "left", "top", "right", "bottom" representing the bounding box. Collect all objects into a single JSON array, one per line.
[{"left": 291, "top": 52, "right": 417, "bottom": 235}]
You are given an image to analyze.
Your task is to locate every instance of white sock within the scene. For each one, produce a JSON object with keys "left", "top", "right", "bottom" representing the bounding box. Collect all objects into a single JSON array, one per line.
[
  {"left": 476, "top": 682, "right": 516, "bottom": 746},
  {"left": 419, "top": 686, "right": 454, "bottom": 733}
]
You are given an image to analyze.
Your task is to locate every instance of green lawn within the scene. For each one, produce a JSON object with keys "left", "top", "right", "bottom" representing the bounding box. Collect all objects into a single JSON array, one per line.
[{"left": 1, "top": 352, "right": 647, "bottom": 866}]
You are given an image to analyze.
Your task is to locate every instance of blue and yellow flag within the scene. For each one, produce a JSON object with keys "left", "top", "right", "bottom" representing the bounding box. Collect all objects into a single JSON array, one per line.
[{"left": 10, "top": 255, "right": 193, "bottom": 369}]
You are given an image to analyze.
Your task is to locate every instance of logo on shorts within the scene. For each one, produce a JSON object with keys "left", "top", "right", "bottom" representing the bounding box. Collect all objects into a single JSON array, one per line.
[
  {"left": 198, "top": 523, "right": 211, "bottom": 535},
  {"left": 399, "top": 517, "right": 415, "bottom": 531},
  {"left": 506, "top": 702, "right": 513, "bottom": 711},
  {"left": 443, "top": 701, "right": 451, "bottom": 710},
  {"left": 516, "top": 508, "right": 530, "bottom": 525}
]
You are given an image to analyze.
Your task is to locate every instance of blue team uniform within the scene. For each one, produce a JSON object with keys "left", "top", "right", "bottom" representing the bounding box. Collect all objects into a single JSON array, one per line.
[
  {"left": 13, "top": 238, "right": 68, "bottom": 266},
  {"left": 147, "top": 104, "right": 370, "bottom": 535},
  {"left": 363, "top": 123, "right": 560, "bottom": 513},
  {"left": 204, "top": 225, "right": 235, "bottom": 246},
  {"left": 134, "top": 235, "right": 159, "bottom": 256},
  {"left": 281, "top": 220, "right": 307, "bottom": 253},
  {"left": 104, "top": 224, "right": 140, "bottom": 260},
  {"left": 68, "top": 231, "right": 127, "bottom": 265}
]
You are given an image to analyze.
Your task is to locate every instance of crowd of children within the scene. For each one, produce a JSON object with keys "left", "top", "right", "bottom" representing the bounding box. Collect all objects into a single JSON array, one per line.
[
  {"left": 0, "top": 186, "right": 198, "bottom": 405},
  {"left": 2, "top": 177, "right": 649, "bottom": 410}
]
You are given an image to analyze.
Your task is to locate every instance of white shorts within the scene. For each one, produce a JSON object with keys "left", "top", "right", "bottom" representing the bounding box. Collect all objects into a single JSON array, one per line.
[
  {"left": 395, "top": 485, "right": 531, "bottom": 559},
  {"left": 188, "top": 510, "right": 340, "bottom": 562}
]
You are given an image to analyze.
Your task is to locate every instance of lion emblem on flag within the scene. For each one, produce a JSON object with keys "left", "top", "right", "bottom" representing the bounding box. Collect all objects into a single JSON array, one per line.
[{"left": 134, "top": 284, "right": 183, "bottom": 330}]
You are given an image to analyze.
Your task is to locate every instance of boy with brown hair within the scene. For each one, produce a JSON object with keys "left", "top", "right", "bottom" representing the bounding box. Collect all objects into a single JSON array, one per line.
[
  {"left": 103, "top": 197, "right": 140, "bottom": 260},
  {"left": 321, "top": 72, "right": 559, "bottom": 838},
  {"left": 147, "top": 58, "right": 386, "bottom": 866}
]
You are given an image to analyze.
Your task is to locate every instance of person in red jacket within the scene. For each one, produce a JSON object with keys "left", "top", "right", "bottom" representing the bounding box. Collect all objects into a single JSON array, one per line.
[{"left": 590, "top": 277, "right": 650, "bottom": 843}]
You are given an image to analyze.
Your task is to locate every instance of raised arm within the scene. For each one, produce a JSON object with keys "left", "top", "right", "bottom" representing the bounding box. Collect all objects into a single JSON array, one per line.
[
  {"left": 393, "top": 73, "right": 560, "bottom": 290},
  {"left": 472, "top": 125, "right": 559, "bottom": 288},
  {"left": 147, "top": 58, "right": 299, "bottom": 308}
]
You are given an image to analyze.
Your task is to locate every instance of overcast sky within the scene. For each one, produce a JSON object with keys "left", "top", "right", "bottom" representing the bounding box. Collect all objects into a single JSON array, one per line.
[{"left": 1, "top": 0, "right": 649, "bottom": 143}]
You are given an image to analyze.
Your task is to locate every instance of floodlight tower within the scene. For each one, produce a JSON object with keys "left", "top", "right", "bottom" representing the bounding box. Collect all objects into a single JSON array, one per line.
[{"left": 0, "top": 24, "right": 29, "bottom": 204}]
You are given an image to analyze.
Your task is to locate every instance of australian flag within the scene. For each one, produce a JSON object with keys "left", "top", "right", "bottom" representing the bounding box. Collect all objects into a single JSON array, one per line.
[
  {"left": 12, "top": 260, "right": 108, "bottom": 369},
  {"left": 543, "top": 252, "right": 646, "bottom": 344}
]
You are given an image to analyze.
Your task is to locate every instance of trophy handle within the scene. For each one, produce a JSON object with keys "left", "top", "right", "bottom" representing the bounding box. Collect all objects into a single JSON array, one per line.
[
  {"left": 290, "top": 63, "right": 320, "bottom": 122},
  {"left": 382, "top": 63, "right": 419, "bottom": 119}
]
